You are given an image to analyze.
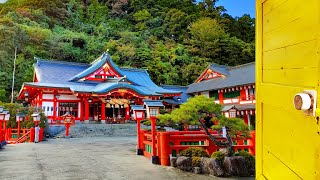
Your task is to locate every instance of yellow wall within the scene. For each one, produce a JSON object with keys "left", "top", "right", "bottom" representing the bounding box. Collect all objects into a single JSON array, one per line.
[{"left": 256, "top": 0, "right": 320, "bottom": 179}]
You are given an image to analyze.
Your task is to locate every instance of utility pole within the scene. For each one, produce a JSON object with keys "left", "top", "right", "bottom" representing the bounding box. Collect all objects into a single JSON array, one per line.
[{"left": 11, "top": 46, "right": 17, "bottom": 103}]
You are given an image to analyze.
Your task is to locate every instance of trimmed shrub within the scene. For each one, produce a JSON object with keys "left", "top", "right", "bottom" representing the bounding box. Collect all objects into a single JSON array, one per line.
[
  {"left": 179, "top": 147, "right": 209, "bottom": 157},
  {"left": 192, "top": 156, "right": 201, "bottom": 167},
  {"left": 234, "top": 151, "right": 255, "bottom": 165},
  {"left": 211, "top": 151, "right": 226, "bottom": 161}
]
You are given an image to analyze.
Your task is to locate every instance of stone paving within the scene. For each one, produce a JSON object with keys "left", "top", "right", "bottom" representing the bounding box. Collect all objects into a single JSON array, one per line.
[{"left": 0, "top": 125, "right": 254, "bottom": 180}]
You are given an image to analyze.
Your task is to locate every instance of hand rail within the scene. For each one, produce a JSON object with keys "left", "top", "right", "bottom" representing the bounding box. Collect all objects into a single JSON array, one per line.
[{"left": 15, "top": 131, "right": 30, "bottom": 144}]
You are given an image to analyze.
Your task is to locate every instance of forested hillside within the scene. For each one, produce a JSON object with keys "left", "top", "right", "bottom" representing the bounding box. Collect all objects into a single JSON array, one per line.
[{"left": 0, "top": 0, "right": 255, "bottom": 102}]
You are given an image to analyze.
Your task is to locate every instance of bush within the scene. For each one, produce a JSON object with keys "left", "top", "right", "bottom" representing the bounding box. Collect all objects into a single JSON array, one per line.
[
  {"left": 235, "top": 150, "right": 255, "bottom": 164},
  {"left": 179, "top": 147, "right": 209, "bottom": 157},
  {"left": 211, "top": 151, "right": 226, "bottom": 161},
  {"left": 26, "top": 121, "right": 35, "bottom": 129},
  {"left": 192, "top": 157, "right": 201, "bottom": 167}
]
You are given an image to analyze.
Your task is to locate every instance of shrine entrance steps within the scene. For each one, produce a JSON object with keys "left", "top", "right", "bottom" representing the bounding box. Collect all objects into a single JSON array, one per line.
[{"left": 53, "top": 124, "right": 142, "bottom": 138}]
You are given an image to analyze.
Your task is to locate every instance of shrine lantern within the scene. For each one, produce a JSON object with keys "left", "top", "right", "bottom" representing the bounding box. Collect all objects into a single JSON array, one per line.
[
  {"left": 3, "top": 110, "right": 9, "bottom": 121},
  {"left": 31, "top": 113, "right": 41, "bottom": 123},
  {"left": 16, "top": 114, "right": 24, "bottom": 122}
]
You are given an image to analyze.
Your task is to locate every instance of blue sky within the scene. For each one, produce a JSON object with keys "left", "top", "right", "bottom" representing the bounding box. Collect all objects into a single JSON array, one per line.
[
  {"left": 216, "top": 0, "right": 255, "bottom": 17},
  {"left": 0, "top": 0, "right": 7, "bottom": 3}
]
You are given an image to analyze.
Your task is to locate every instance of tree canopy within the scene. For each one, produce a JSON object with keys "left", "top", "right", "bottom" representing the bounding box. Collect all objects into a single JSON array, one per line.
[{"left": 0, "top": 0, "right": 255, "bottom": 102}]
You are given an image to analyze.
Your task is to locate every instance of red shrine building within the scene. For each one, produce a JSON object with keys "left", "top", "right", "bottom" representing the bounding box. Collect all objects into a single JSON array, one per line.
[
  {"left": 187, "top": 63, "right": 256, "bottom": 129},
  {"left": 18, "top": 53, "right": 182, "bottom": 123}
]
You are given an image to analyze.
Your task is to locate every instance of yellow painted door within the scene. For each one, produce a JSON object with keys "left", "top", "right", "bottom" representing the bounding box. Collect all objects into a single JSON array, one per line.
[{"left": 256, "top": 0, "right": 320, "bottom": 179}]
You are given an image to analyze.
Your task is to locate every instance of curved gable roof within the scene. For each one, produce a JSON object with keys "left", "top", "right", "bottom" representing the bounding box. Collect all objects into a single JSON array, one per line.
[
  {"left": 187, "top": 62, "right": 255, "bottom": 94},
  {"left": 27, "top": 53, "right": 181, "bottom": 96}
]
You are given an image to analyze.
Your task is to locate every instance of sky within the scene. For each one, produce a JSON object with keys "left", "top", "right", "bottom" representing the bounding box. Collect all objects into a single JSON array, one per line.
[
  {"left": 216, "top": 0, "right": 255, "bottom": 17},
  {"left": 0, "top": 0, "right": 7, "bottom": 3}
]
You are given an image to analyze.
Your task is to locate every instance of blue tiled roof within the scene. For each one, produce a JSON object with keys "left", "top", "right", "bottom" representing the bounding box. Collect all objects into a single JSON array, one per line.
[
  {"left": 163, "top": 99, "right": 182, "bottom": 105},
  {"left": 143, "top": 100, "right": 164, "bottom": 107},
  {"left": 34, "top": 59, "right": 89, "bottom": 83},
  {"left": 25, "top": 53, "right": 181, "bottom": 96},
  {"left": 161, "top": 85, "right": 190, "bottom": 103},
  {"left": 131, "top": 105, "right": 146, "bottom": 111},
  {"left": 70, "top": 54, "right": 108, "bottom": 81},
  {"left": 208, "top": 64, "right": 230, "bottom": 76},
  {"left": 187, "top": 62, "right": 255, "bottom": 94}
]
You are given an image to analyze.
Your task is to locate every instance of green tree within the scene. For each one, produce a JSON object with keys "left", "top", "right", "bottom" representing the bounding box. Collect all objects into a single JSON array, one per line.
[{"left": 158, "top": 95, "right": 249, "bottom": 156}]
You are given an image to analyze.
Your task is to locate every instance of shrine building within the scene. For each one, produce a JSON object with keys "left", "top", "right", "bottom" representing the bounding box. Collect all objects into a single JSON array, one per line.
[
  {"left": 18, "top": 53, "right": 183, "bottom": 123},
  {"left": 187, "top": 62, "right": 256, "bottom": 128}
]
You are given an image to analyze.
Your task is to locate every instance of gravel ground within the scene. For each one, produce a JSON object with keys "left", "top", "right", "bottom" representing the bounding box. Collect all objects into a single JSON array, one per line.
[{"left": 0, "top": 136, "right": 254, "bottom": 180}]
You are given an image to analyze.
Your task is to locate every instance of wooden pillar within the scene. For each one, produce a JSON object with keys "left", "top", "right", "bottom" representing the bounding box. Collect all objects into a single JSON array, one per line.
[
  {"left": 150, "top": 116, "right": 159, "bottom": 164},
  {"left": 137, "top": 119, "right": 143, "bottom": 155},
  {"left": 240, "top": 88, "right": 246, "bottom": 101},
  {"left": 38, "top": 91, "right": 43, "bottom": 108},
  {"left": 84, "top": 98, "right": 89, "bottom": 123},
  {"left": 53, "top": 91, "right": 57, "bottom": 121},
  {"left": 159, "top": 132, "right": 170, "bottom": 166},
  {"left": 218, "top": 92, "right": 224, "bottom": 104},
  {"left": 81, "top": 100, "right": 84, "bottom": 121},
  {"left": 101, "top": 102, "right": 106, "bottom": 124},
  {"left": 243, "top": 115, "right": 249, "bottom": 125},
  {"left": 248, "top": 131, "right": 255, "bottom": 156},
  {"left": 125, "top": 105, "right": 130, "bottom": 120}
]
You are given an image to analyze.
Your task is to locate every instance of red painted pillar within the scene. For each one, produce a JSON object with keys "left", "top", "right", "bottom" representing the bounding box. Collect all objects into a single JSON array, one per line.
[
  {"left": 159, "top": 132, "right": 170, "bottom": 166},
  {"left": 248, "top": 131, "right": 256, "bottom": 156},
  {"left": 243, "top": 115, "right": 249, "bottom": 125},
  {"left": 218, "top": 92, "right": 224, "bottom": 104},
  {"left": 39, "top": 91, "right": 43, "bottom": 108},
  {"left": 150, "top": 116, "right": 158, "bottom": 164},
  {"left": 53, "top": 91, "right": 57, "bottom": 121},
  {"left": 17, "top": 121, "right": 21, "bottom": 139},
  {"left": 125, "top": 105, "right": 130, "bottom": 120},
  {"left": 240, "top": 88, "right": 246, "bottom": 101},
  {"left": 80, "top": 100, "right": 84, "bottom": 121},
  {"left": 4, "top": 121, "right": 7, "bottom": 141},
  {"left": 101, "top": 102, "right": 106, "bottom": 123},
  {"left": 65, "top": 124, "right": 70, "bottom": 137},
  {"left": 29, "top": 128, "right": 35, "bottom": 142},
  {"left": 84, "top": 98, "right": 89, "bottom": 123},
  {"left": 137, "top": 119, "right": 143, "bottom": 155}
]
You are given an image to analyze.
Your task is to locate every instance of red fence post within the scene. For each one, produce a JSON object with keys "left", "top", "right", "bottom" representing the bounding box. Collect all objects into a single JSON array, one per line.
[
  {"left": 248, "top": 131, "right": 255, "bottom": 156},
  {"left": 39, "top": 128, "right": 44, "bottom": 142},
  {"left": 136, "top": 119, "right": 144, "bottom": 155},
  {"left": 159, "top": 132, "right": 170, "bottom": 166},
  {"left": 29, "top": 128, "right": 35, "bottom": 142},
  {"left": 150, "top": 117, "right": 159, "bottom": 164}
]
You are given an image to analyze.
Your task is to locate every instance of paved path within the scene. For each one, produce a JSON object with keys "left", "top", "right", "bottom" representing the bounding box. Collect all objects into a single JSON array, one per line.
[{"left": 0, "top": 136, "right": 253, "bottom": 180}]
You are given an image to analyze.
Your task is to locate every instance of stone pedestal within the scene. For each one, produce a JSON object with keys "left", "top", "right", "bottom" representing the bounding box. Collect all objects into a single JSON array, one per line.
[
  {"left": 84, "top": 120, "right": 89, "bottom": 124},
  {"left": 101, "top": 120, "right": 106, "bottom": 124}
]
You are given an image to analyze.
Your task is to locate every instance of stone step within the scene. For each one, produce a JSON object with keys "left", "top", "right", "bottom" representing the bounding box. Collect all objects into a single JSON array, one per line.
[{"left": 53, "top": 123, "right": 143, "bottom": 138}]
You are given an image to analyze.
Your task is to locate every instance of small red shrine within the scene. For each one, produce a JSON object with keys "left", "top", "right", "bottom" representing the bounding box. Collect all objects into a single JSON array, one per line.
[
  {"left": 18, "top": 53, "right": 182, "bottom": 124},
  {"left": 187, "top": 63, "right": 256, "bottom": 128}
]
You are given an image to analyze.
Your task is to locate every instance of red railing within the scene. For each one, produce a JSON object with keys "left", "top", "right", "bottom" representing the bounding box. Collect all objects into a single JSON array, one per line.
[
  {"left": 139, "top": 130, "right": 255, "bottom": 166},
  {"left": 15, "top": 131, "right": 30, "bottom": 144},
  {"left": 6, "top": 128, "right": 43, "bottom": 144},
  {"left": 240, "top": 95, "right": 255, "bottom": 101}
]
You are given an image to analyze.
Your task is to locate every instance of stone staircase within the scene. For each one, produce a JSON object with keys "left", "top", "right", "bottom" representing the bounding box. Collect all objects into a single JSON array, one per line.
[{"left": 54, "top": 123, "right": 142, "bottom": 138}]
